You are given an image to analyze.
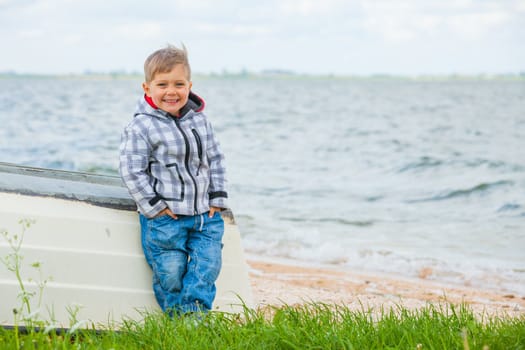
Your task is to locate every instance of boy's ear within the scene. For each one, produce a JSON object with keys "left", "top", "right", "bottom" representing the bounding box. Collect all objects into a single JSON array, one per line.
[{"left": 142, "top": 82, "right": 150, "bottom": 96}]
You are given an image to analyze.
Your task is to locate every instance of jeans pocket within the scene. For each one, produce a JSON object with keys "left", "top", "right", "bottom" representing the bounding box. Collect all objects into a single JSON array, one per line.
[
  {"left": 152, "top": 213, "right": 168, "bottom": 219},
  {"left": 147, "top": 215, "right": 180, "bottom": 249}
]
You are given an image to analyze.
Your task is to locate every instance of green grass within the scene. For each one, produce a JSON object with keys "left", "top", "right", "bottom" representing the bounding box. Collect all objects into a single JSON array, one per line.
[{"left": 1, "top": 303, "right": 524, "bottom": 349}]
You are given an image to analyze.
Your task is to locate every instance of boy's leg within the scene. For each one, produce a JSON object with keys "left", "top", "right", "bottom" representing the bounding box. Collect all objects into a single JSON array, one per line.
[
  {"left": 179, "top": 212, "right": 224, "bottom": 313},
  {"left": 140, "top": 213, "right": 191, "bottom": 312},
  {"left": 139, "top": 214, "right": 167, "bottom": 308}
]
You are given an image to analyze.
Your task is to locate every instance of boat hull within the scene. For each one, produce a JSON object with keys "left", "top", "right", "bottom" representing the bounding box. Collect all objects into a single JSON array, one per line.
[{"left": 0, "top": 163, "right": 252, "bottom": 327}]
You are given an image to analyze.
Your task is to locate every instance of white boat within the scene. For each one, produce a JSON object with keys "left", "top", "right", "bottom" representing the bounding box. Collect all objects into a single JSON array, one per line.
[{"left": 0, "top": 162, "right": 253, "bottom": 328}]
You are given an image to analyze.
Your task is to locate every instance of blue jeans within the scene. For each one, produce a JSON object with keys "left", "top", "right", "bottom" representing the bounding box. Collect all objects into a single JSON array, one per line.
[{"left": 139, "top": 211, "right": 224, "bottom": 314}]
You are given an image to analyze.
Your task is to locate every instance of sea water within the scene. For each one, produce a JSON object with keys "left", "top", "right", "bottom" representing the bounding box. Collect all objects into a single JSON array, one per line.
[{"left": 1, "top": 76, "right": 524, "bottom": 295}]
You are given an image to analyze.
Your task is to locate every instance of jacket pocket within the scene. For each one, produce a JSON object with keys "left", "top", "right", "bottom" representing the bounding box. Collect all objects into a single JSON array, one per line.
[{"left": 155, "top": 162, "right": 185, "bottom": 202}]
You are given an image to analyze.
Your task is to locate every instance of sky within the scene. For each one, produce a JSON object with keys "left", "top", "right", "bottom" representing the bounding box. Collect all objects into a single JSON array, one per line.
[{"left": 0, "top": 0, "right": 524, "bottom": 76}]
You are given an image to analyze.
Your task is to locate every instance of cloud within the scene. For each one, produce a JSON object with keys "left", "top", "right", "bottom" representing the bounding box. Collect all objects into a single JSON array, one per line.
[
  {"left": 360, "top": 1, "right": 521, "bottom": 44},
  {"left": 16, "top": 29, "right": 44, "bottom": 39},
  {"left": 0, "top": 0, "right": 36, "bottom": 9},
  {"left": 113, "top": 22, "right": 163, "bottom": 40},
  {"left": 278, "top": 0, "right": 349, "bottom": 16},
  {"left": 193, "top": 22, "right": 272, "bottom": 37},
  {"left": 0, "top": 0, "right": 523, "bottom": 74},
  {"left": 446, "top": 11, "right": 511, "bottom": 39}
]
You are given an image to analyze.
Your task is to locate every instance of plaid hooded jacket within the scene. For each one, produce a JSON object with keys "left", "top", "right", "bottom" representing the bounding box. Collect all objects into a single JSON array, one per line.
[{"left": 119, "top": 92, "right": 228, "bottom": 218}]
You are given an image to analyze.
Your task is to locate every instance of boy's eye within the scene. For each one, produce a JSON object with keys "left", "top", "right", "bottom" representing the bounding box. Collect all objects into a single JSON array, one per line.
[
  {"left": 176, "top": 83, "right": 185, "bottom": 87},
  {"left": 157, "top": 83, "right": 167, "bottom": 87}
]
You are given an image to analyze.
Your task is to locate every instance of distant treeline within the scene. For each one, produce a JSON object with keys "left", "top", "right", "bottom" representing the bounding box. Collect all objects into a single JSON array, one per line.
[{"left": 1, "top": 70, "right": 524, "bottom": 81}]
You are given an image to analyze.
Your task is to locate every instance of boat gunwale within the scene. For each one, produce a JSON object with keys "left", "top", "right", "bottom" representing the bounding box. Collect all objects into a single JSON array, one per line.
[{"left": 0, "top": 162, "right": 235, "bottom": 222}]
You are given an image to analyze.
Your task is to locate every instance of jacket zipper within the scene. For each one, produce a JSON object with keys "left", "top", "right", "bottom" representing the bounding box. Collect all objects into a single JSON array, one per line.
[
  {"left": 191, "top": 129, "right": 203, "bottom": 176},
  {"left": 174, "top": 119, "right": 199, "bottom": 214}
]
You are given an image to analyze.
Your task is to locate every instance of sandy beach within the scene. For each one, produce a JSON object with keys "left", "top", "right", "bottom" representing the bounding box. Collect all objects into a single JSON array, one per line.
[{"left": 247, "top": 257, "right": 525, "bottom": 318}]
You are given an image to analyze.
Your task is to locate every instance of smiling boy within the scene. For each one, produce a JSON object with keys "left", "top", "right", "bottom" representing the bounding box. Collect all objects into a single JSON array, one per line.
[{"left": 119, "top": 44, "right": 228, "bottom": 314}]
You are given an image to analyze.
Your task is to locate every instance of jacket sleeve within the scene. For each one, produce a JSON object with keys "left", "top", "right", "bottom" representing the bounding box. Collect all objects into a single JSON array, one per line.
[
  {"left": 119, "top": 122, "right": 167, "bottom": 218},
  {"left": 206, "top": 121, "right": 228, "bottom": 208}
]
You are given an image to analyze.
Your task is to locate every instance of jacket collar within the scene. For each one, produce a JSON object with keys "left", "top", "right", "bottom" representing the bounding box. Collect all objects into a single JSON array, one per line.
[{"left": 143, "top": 91, "right": 205, "bottom": 119}]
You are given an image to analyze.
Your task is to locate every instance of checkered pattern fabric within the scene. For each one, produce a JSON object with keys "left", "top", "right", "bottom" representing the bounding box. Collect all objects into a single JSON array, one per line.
[{"left": 119, "top": 94, "right": 227, "bottom": 217}]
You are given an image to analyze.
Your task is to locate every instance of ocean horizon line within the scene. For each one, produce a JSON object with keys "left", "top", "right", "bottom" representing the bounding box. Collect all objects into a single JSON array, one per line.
[{"left": 1, "top": 70, "right": 524, "bottom": 81}]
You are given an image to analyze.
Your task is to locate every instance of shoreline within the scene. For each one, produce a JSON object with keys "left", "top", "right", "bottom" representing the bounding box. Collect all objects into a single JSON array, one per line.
[{"left": 246, "top": 256, "right": 525, "bottom": 317}]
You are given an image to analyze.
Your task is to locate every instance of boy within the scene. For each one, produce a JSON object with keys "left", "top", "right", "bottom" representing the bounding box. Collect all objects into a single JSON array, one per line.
[{"left": 119, "top": 44, "right": 228, "bottom": 314}]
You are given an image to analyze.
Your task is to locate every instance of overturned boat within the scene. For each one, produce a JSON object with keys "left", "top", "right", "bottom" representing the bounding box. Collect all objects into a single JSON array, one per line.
[{"left": 0, "top": 162, "right": 252, "bottom": 328}]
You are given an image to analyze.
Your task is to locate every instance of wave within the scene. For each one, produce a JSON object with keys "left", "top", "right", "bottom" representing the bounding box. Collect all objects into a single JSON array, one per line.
[
  {"left": 497, "top": 203, "right": 521, "bottom": 212},
  {"left": 397, "top": 156, "right": 443, "bottom": 173},
  {"left": 407, "top": 180, "right": 514, "bottom": 203},
  {"left": 280, "top": 216, "right": 375, "bottom": 227},
  {"left": 397, "top": 157, "right": 525, "bottom": 174},
  {"left": 462, "top": 159, "right": 525, "bottom": 172},
  {"left": 78, "top": 165, "right": 118, "bottom": 176}
]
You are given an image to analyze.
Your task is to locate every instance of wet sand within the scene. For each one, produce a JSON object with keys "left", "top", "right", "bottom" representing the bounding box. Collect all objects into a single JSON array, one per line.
[{"left": 247, "top": 257, "right": 525, "bottom": 317}]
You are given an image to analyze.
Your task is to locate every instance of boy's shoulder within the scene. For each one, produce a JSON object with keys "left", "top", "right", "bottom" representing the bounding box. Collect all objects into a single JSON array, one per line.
[{"left": 124, "top": 113, "right": 158, "bottom": 134}]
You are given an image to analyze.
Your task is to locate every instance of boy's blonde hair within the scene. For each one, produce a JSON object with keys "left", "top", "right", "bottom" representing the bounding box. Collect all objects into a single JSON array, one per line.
[{"left": 144, "top": 44, "right": 191, "bottom": 82}]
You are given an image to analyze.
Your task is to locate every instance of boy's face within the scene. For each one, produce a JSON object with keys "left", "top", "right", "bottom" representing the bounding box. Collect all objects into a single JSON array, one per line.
[{"left": 142, "top": 64, "right": 192, "bottom": 116}]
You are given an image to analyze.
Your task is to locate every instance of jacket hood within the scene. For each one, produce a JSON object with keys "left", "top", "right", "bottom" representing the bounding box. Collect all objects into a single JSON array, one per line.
[{"left": 134, "top": 91, "right": 205, "bottom": 119}]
